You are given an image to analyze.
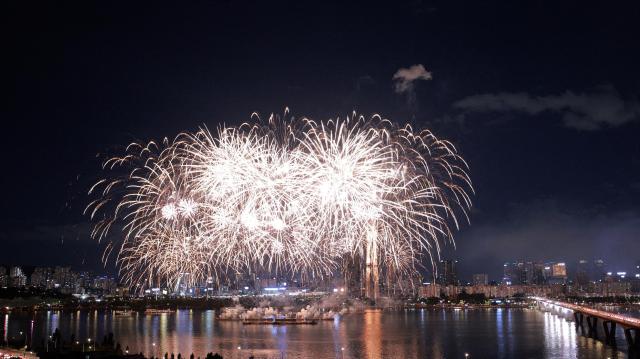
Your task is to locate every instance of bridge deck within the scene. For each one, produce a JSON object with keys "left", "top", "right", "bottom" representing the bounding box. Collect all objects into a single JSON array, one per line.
[{"left": 534, "top": 297, "right": 640, "bottom": 329}]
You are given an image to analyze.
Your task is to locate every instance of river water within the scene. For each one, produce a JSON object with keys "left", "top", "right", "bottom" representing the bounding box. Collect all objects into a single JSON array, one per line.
[{"left": 0, "top": 308, "right": 632, "bottom": 358}]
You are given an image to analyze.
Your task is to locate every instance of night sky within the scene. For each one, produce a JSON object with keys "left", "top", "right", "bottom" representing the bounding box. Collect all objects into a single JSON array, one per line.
[{"left": 4, "top": 1, "right": 640, "bottom": 281}]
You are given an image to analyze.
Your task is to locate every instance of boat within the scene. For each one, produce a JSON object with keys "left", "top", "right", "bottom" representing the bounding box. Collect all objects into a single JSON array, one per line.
[
  {"left": 145, "top": 308, "right": 175, "bottom": 314},
  {"left": 242, "top": 316, "right": 318, "bottom": 325},
  {"left": 114, "top": 310, "right": 133, "bottom": 316}
]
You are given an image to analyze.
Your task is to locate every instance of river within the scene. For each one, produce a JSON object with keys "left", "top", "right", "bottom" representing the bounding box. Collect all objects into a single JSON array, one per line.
[{"left": 1, "top": 308, "right": 633, "bottom": 358}]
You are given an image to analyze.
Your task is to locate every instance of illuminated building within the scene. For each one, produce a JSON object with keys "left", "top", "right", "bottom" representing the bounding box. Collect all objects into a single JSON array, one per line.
[
  {"left": 591, "top": 259, "right": 606, "bottom": 282},
  {"left": 438, "top": 260, "right": 458, "bottom": 286},
  {"left": 472, "top": 273, "right": 489, "bottom": 285},
  {"left": 0, "top": 266, "right": 7, "bottom": 287},
  {"left": 30, "top": 267, "right": 54, "bottom": 288},
  {"left": 575, "top": 259, "right": 589, "bottom": 287},
  {"left": 503, "top": 262, "right": 520, "bottom": 285},
  {"left": 9, "top": 266, "right": 27, "bottom": 287}
]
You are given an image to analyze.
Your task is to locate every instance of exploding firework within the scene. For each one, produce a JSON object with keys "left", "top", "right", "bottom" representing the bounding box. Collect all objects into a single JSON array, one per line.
[{"left": 86, "top": 111, "right": 472, "bottom": 294}]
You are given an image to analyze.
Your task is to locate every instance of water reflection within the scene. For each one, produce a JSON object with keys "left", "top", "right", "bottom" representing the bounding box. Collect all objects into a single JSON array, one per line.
[
  {"left": 3, "top": 313, "right": 8, "bottom": 344},
  {"left": 0, "top": 308, "right": 632, "bottom": 358},
  {"left": 362, "top": 310, "right": 381, "bottom": 358}
]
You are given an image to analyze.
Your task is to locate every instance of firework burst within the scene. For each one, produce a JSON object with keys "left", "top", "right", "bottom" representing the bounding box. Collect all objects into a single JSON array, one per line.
[{"left": 86, "top": 111, "right": 472, "bottom": 293}]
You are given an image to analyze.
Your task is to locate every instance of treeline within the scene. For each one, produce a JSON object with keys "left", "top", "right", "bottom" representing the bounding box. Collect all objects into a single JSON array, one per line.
[
  {"left": 418, "top": 292, "right": 488, "bottom": 304},
  {"left": 0, "top": 287, "right": 71, "bottom": 299}
]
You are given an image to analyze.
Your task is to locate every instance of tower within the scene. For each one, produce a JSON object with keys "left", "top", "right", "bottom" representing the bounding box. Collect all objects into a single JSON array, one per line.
[{"left": 363, "top": 224, "right": 380, "bottom": 302}]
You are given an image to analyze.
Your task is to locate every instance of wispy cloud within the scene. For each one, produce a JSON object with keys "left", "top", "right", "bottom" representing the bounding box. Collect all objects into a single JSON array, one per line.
[
  {"left": 453, "top": 86, "right": 640, "bottom": 130},
  {"left": 392, "top": 64, "right": 432, "bottom": 101},
  {"left": 454, "top": 199, "right": 640, "bottom": 278}
]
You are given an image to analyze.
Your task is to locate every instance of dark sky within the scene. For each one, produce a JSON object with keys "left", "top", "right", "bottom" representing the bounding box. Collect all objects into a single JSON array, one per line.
[{"left": 4, "top": 0, "right": 640, "bottom": 281}]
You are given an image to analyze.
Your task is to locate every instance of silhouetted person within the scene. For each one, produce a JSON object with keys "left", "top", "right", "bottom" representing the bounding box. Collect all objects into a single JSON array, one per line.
[{"left": 53, "top": 328, "right": 62, "bottom": 349}]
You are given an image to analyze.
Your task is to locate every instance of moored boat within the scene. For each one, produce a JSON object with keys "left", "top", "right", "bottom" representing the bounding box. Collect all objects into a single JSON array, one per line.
[
  {"left": 242, "top": 317, "right": 318, "bottom": 325},
  {"left": 145, "top": 308, "right": 174, "bottom": 314}
]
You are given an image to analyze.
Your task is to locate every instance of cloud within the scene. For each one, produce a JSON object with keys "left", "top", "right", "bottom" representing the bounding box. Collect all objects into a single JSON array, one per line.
[
  {"left": 392, "top": 64, "right": 432, "bottom": 94},
  {"left": 453, "top": 199, "right": 640, "bottom": 279},
  {"left": 453, "top": 86, "right": 640, "bottom": 130}
]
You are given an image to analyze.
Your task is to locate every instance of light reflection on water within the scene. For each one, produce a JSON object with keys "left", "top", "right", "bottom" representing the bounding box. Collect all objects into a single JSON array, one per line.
[{"left": 0, "top": 308, "right": 630, "bottom": 358}]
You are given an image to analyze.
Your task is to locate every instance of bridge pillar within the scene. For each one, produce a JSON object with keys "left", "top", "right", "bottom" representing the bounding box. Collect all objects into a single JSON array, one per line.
[
  {"left": 624, "top": 328, "right": 639, "bottom": 352},
  {"left": 586, "top": 316, "right": 598, "bottom": 338},
  {"left": 574, "top": 312, "right": 585, "bottom": 335},
  {"left": 601, "top": 321, "right": 616, "bottom": 346}
]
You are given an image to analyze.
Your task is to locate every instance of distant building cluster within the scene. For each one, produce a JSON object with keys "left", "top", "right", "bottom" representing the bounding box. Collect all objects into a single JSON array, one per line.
[
  {"left": 1, "top": 259, "right": 638, "bottom": 300},
  {"left": 502, "top": 261, "right": 569, "bottom": 285},
  {"left": 422, "top": 258, "right": 640, "bottom": 299},
  {"left": 0, "top": 265, "right": 121, "bottom": 296}
]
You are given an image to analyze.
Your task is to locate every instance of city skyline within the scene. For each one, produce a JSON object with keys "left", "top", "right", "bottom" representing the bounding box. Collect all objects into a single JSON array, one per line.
[{"left": 2, "top": 257, "right": 638, "bottom": 288}]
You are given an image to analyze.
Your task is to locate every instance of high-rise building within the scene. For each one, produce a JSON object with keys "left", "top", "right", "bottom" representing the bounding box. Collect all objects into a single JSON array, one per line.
[
  {"left": 93, "top": 276, "right": 117, "bottom": 295},
  {"left": 0, "top": 266, "right": 7, "bottom": 287},
  {"left": 472, "top": 273, "right": 489, "bottom": 285},
  {"left": 576, "top": 259, "right": 589, "bottom": 287},
  {"left": 591, "top": 259, "right": 606, "bottom": 282},
  {"left": 438, "top": 260, "right": 458, "bottom": 285},
  {"left": 552, "top": 262, "right": 567, "bottom": 277},
  {"left": 503, "top": 262, "right": 520, "bottom": 285},
  {"left": 9, "top": 266, "right": 27, "bottom": 287},
  {"left": 522, "top": 261, "right": 544, "bottom": 285},
  {"left": 52, "top": 266, "right": 78, "bottom": 293},
  {"left": 545, "top": 262, "right": 568, "bottom": 284},
  {"left": 503, "top": 261, "right": 541, "bottom": 285},
  {"left": 31, "top": 267, "right": 55, "bottom": 288}
]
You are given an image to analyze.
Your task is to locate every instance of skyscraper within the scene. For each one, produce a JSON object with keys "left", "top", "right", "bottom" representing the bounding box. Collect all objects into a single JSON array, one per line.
[
  {"left": 438, "top": 260, "right": 458, "bottom": 285},
  {"left": 9, "top": 266, "right": 27, "bottom": 287},
  {"left": 30, "top": 267, "right": 53, "bottom": 288},
  {"left": 473, "top": 273, "right": 489, "bottom": 285},
  {"left": 591, "top": 259, "right": 606, "bottom": 282},
  {"left": 0, "top": 266, "right": 7, "bottom": 287},
  {"left": 522, "top": 261, "right": 544, "bottom": 285},
  {"left": 503, "top": 262, "right": 520, "bottom": 285},
  {"left": 547, "top": 262, "right": 567, "bottom": 284},
  {"left": 576, "top": 259, "right": 589, "bottom": 287}
]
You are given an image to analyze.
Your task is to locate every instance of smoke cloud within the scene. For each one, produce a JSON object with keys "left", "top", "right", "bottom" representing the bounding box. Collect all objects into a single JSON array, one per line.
[
  {"left": 453, "top": 86, "right": 640, "bottom": 130},
  {"left": 392, "top": 64, "right": 432, "bottom": 94}
]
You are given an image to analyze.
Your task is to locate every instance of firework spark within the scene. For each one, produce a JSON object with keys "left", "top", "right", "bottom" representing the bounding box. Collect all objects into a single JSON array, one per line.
[{"left": 86, "top": 111, "right": 472, "bottom": 293}]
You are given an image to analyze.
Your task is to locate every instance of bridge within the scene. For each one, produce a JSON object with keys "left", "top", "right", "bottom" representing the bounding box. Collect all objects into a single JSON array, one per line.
[{"left": 533, "top": 297, "right": 640, "bottom": 352}]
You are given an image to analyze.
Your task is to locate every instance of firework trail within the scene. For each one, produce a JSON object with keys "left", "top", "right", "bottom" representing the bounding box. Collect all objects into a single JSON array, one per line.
[{"left": 86, "top": 111, "right": 472, "bottom": 293}]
